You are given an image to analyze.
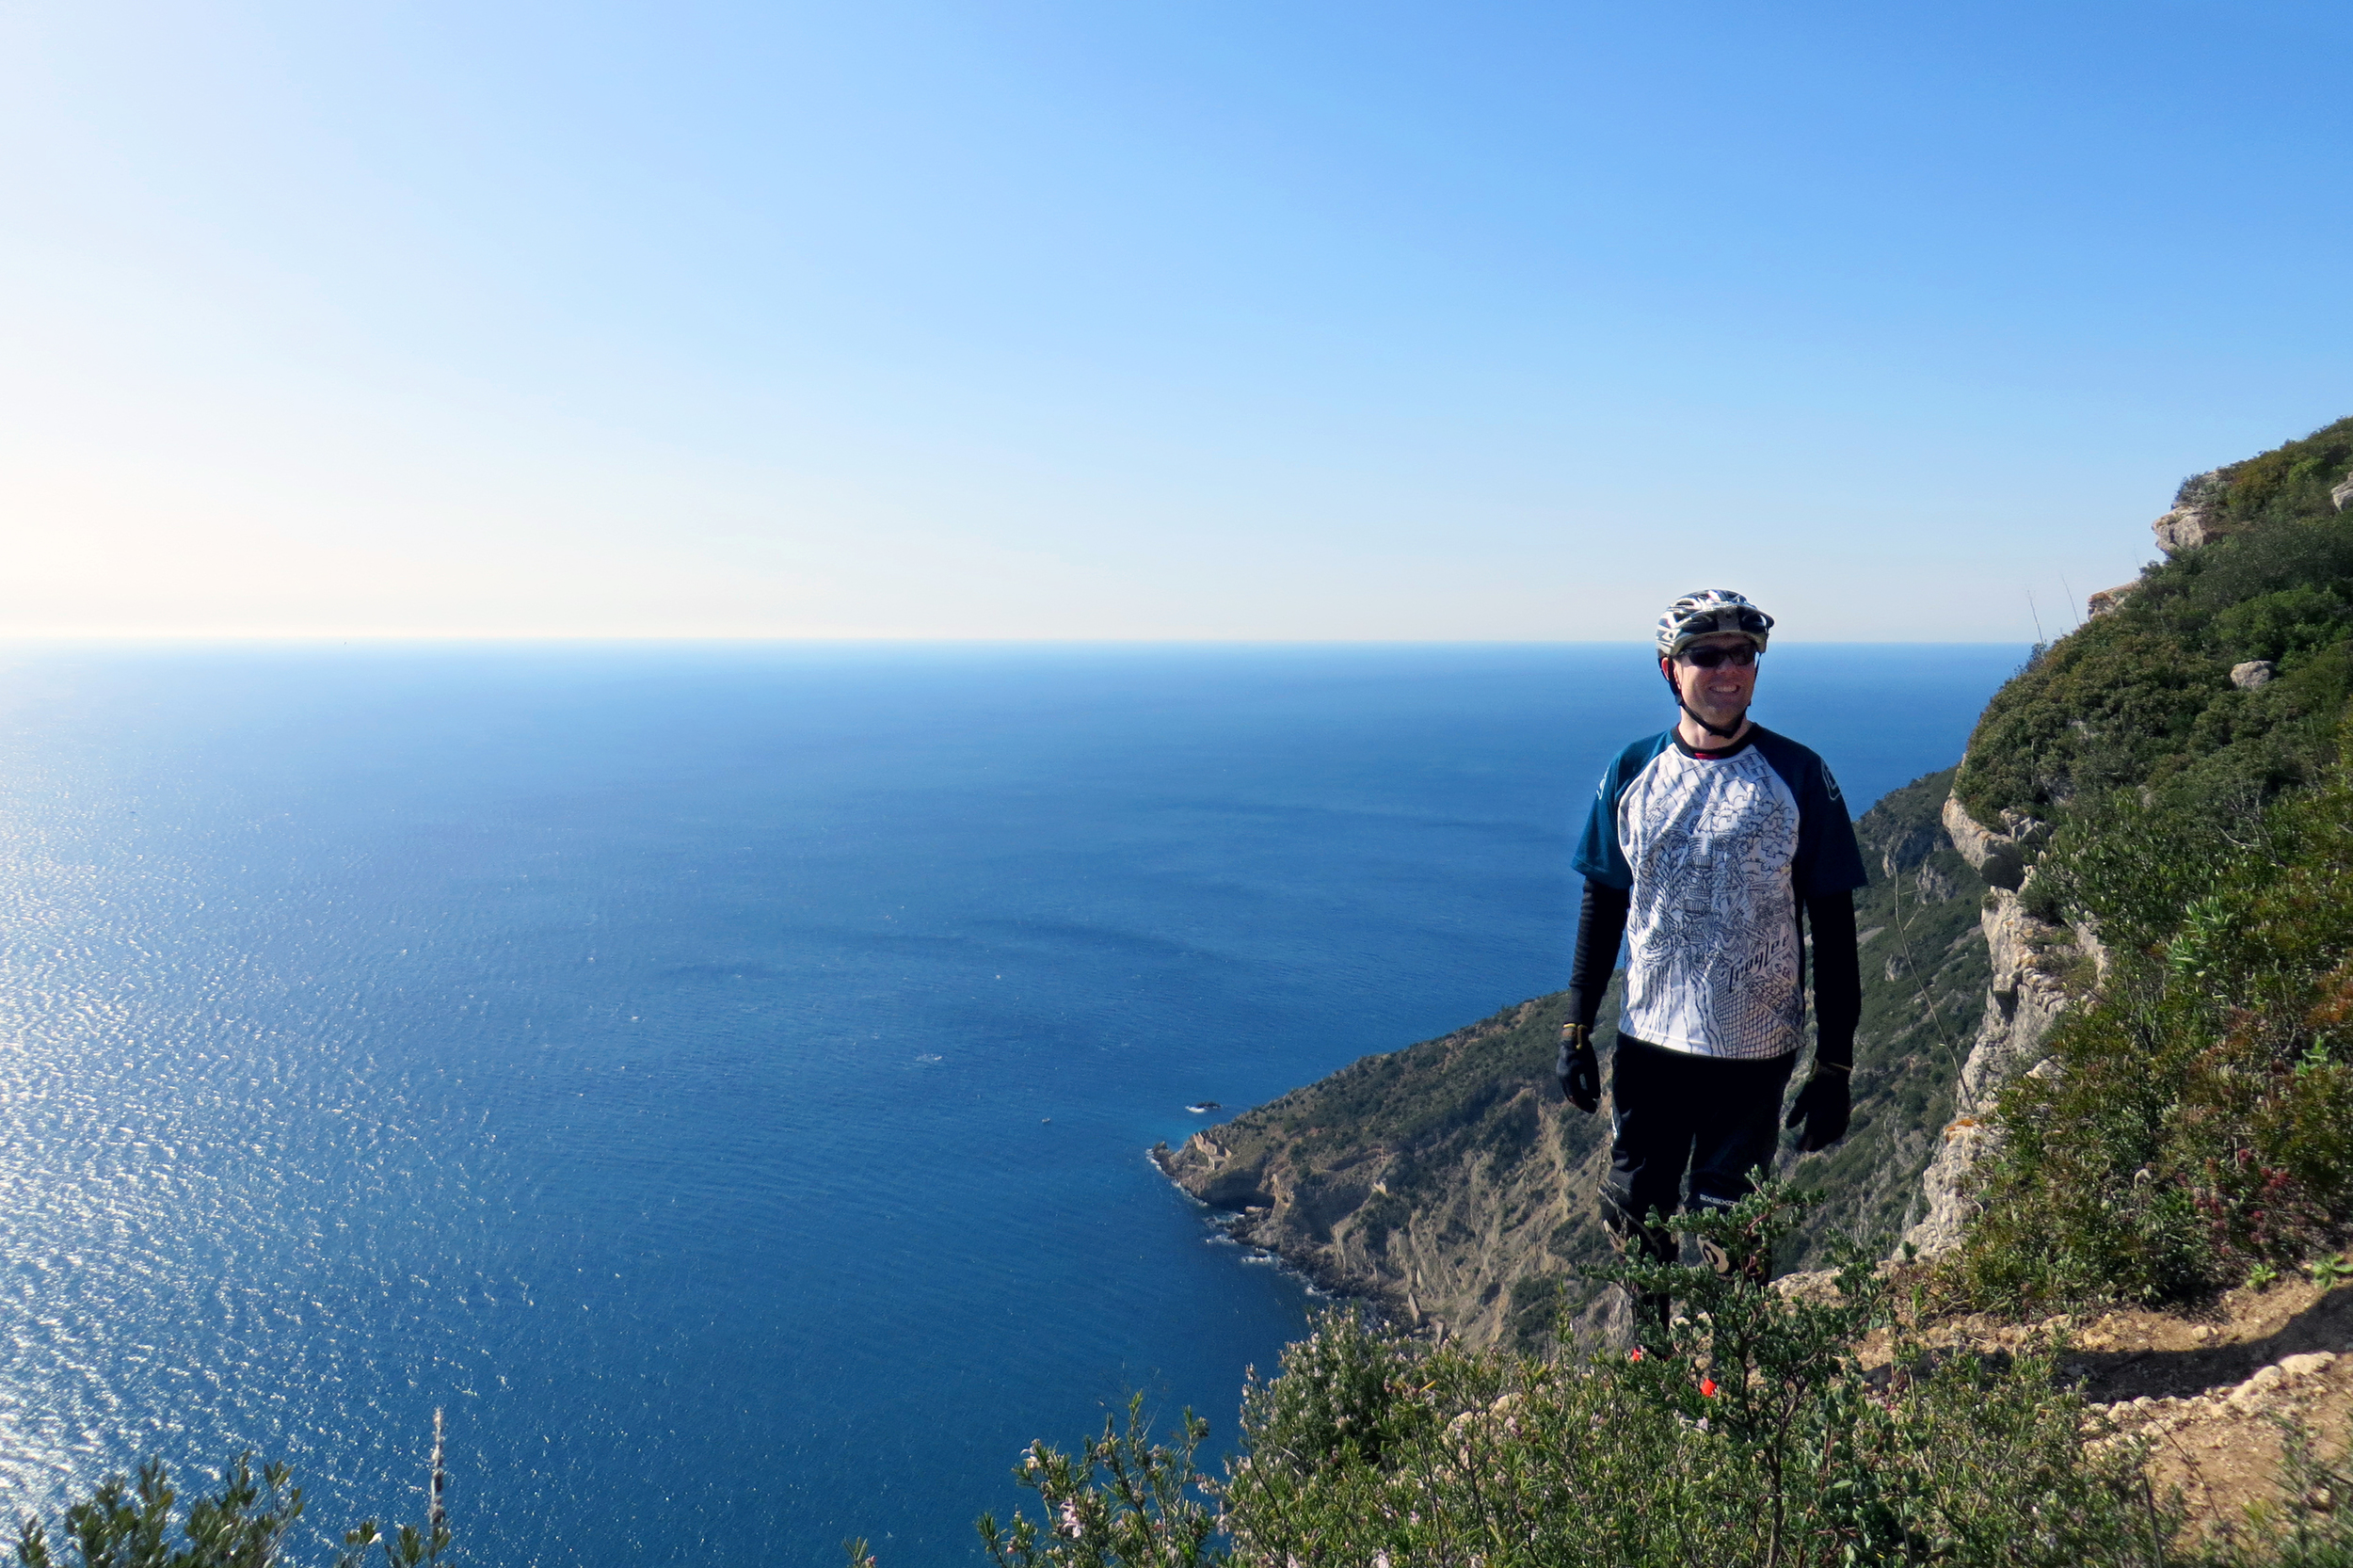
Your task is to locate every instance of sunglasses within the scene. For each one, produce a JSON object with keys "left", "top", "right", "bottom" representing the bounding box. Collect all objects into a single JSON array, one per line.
[{"left": 1675, "top": 645, "right": 1758, "bottom": 669}]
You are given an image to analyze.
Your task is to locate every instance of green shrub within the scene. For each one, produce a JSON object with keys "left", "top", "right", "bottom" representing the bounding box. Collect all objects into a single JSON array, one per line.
[
  {"left": 9, "top": 1448, "right": 450, "bottom": 1568},
  {"left": 1955, "top": 419, "right": 2353, "bottom": 828},
  {"left": 1949, "top": 720, "right": 2353, "bottom": 1310},
  {"left": 941, "top": 1186, "right": 2192, "bottom": 1568},
  {"left": 2198, "top": 1418, "right": 2353, "bottom": 1568},
  {"left": 2214, "top": 585, "right": 2352, "bottom": 664},
  {"left": 918, "top": 1394, "right": 1223, "bottom": 1568}
]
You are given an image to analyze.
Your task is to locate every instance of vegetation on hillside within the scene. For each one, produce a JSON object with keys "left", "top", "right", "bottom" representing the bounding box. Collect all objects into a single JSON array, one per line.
[
  {"left": 1957, "top": 417, "right": 2353, "bottom": 830},
  {"left": 891, "top": 1187, "right": 2353, "bottom": 1568},
  {"left": 1942, "top": 419, "right": 2353, "bottom": 1311},
  {"left": 1954, "top": 718, "right": 2353, "bottom": 1309}
]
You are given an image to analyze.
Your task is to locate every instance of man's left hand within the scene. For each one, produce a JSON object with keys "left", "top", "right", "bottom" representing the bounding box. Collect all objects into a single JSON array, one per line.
[
  {"left": 1557, "top": 1025, "right": 1601, "bottom": 1114},
  {"left": 1785, "top": 1070, "right": 1850, "bottom": 1152}
]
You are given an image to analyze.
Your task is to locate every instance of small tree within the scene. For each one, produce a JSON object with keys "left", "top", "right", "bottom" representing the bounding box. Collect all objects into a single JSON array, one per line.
[{"left": 12, "top": 1412, "right": 451, "bottom": 1568}]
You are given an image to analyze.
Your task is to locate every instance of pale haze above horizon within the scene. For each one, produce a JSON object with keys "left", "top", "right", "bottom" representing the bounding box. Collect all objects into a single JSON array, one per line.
[{"left": 4, "top": 3, "right": 2345, "bottom": 644}]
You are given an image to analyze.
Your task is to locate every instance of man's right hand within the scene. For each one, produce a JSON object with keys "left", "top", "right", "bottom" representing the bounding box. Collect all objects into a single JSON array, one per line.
[{"left": 1557, "top": 1023, "right": 1601, "bottom": 1113}]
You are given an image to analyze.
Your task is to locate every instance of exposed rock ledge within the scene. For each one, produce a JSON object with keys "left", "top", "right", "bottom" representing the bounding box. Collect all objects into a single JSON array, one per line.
[
  {"left": 1938, "top": 792, "right": 2046, "bottom": 891},
  {"left": 2087, "top": 581, "right": 2139, "bottom": 617},
  {"left": 1903, "top": 792, "right": 2107, "bottom": 1258},
  {"left": 1778, "top": 1272, "right": 2353, "bottom": 1540},
  {"left": 1900, "top": 881, "right": 2083, "bottom": 1256},
  {"left": 2153, "top": 469, "right": 2241, "bottom": 554},
  {"left": 1150, "top": 996, "right": 1609, "bottom": 1350}
]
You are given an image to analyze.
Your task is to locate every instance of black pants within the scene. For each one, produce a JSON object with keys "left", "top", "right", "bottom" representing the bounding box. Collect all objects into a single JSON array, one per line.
[{"left": 1600, "top": 1035, "right": 1795, "bottom": 1266}]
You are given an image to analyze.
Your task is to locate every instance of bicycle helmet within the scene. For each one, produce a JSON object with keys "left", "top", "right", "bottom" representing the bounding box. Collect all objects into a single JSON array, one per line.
[{"left": 1656, "top": 589, "right": 1774, "bottom": 658}]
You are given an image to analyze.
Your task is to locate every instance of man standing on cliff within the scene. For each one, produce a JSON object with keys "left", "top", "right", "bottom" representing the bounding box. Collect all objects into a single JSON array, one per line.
[{"left": 1556, "top": 589, "right": 1865, "bottom": 1305}]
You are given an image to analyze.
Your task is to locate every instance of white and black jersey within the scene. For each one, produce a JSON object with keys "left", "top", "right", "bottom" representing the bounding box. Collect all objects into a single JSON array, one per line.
[{"left": 1571, "top": 726, "right": 1866, "bottom": 1062}]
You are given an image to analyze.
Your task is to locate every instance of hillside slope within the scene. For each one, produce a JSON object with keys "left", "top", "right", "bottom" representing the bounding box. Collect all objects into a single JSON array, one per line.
[{"left": 1930, "top": 415, "right": 2353, "bottom": 1307}]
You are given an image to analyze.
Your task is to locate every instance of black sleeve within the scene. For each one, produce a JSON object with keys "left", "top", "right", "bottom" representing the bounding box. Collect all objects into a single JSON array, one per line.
[
  {"left": 1565, "top": 880, "right": 1631, "bottom": 1031},
  {"left": 1805, "top": 888, "right": 1859, "bottom": 1072}
]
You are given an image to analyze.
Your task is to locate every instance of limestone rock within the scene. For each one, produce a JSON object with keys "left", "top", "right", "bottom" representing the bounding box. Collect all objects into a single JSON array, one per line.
[
  {"left": 2087, "top": 582, "right": 2140, "bottom": 617},
  {"left": 1940, "top": 793, "right": 2046, "bottom": 891},
  {"left": 2154, "top": 470, "right": 2240, "bottom": 554},
  {"left": 2230, "top": 660, "right": 2277, "bottom": 690},
  {"left": 2153, "top": 505, "right": 2231, "bottom": 554},
  {"left": 1912, "top": 861, "right": 1959, "bottom": 903},
  {"left": 2333, "top": 473, "right": 2353, "bottom": 512},
  {"left": 1151, "top": 998, "right": 1612, "bottom": 1351},
  {"left": 1901, "top": 885, "right": 2078, "bottom": 1257}
]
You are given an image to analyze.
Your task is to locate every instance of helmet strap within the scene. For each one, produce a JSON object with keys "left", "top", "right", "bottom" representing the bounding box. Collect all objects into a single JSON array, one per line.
[
  {"left": 1680, "top": 696, "right": 1749, "bottom": 742},
  {"left": 1661, "top": 661, "right": 1748, "bottom": 742}
]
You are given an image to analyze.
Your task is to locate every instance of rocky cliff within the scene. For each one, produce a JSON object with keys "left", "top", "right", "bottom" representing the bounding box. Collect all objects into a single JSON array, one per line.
[
  {"left": 1899, "top": 876, "right": 2088, "bottom": 1256},
  {"left": 1915, "top": 416, "right": 2353, "bottom": 1268},
  {"left": 1155, "top": 989, "right": 1609, "bottom": 1349}
]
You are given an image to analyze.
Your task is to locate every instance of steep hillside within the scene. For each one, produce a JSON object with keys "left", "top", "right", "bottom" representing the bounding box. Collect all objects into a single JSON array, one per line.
[
  {"left": 1162, "top": 415, "right": 2353, "bottom": 1348},
  {"left": 1931, "top": 416, "right": 2353, "bottom": 1309},
  {"left": 1157, "top": 760, "right": 1993, "bottom": 1352}
]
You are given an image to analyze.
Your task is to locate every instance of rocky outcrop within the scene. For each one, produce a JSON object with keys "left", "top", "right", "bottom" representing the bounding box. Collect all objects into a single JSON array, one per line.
[
  {"left": 1939, "top": 793, "right": 2047, "bottom": 891},
  {"left": 2153, "top": 506, "right": 2230, "bottom": 554},
  {"left": 2231, "top": 659, "right": 2277, "bottom": 690},
  {"left": 2153, "top": 469, "right": 2240, "bottom": 554},
  {"left": 1152, "top": 997, "right": 1618, "bottom": 1351},
  {"left": 2332, "top": 472, "right": 2353, "bottom": 512},
  {"left": 2086, "top": 582, "right": 2139, "bottom": 617},
  {"left": 1901, "top": 878, "right": 2084, "bottom": 1256},
  {"left": 1158, "top": 1105, "right": 1601, "bottom": 1347}
]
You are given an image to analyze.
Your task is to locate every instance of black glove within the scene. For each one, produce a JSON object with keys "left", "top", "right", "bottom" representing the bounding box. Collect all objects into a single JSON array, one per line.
[
  {"left": 1785, "top": 1068, "right": 1850, "bottom": 1152},
  {"left": 1557, "top": 1024, "right": 1600, "bottom": 1113}
]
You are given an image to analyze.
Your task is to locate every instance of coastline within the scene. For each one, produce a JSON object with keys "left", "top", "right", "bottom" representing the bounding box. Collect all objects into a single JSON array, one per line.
[{"left": 1148, "top": 1139, "right": 1368, "bottom": 1314}]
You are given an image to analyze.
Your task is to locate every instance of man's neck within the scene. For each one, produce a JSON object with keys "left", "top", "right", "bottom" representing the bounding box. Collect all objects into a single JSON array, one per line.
[{"left": 1675, "top": 712, "right": 1753, "bottom": 751}]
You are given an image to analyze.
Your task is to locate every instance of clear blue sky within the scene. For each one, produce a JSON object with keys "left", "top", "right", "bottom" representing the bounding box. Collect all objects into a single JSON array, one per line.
[{"left": 3, "top": 2, "right": 2345, "bottom": 641}]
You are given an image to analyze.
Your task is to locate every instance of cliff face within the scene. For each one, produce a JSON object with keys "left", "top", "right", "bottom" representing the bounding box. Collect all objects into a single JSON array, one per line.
[
  {"left": 1900, "top": 880, "right": 2084, "bottom": 1256},
  {"left": 1916, "top": 415, "right": 2353, "bottom": 1273},
  {"left": 1156, "top": 992, "right": 1613, "bottom": 1350}
]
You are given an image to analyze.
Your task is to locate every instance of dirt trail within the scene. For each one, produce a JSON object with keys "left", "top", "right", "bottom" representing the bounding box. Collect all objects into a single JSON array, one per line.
[{"left": 1873, "top": 1279, "right": 2353, "bottom": 1534}]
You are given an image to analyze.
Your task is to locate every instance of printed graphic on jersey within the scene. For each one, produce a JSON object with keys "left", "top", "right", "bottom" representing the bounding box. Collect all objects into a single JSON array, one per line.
[{"left": 1616, "top": 746, "right": 1801, "bottom": 1059}]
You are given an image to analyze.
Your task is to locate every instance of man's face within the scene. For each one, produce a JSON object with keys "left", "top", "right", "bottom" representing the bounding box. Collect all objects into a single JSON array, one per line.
[{"left": 1662, "top": 632, "right": 1759, "bottom": 728}]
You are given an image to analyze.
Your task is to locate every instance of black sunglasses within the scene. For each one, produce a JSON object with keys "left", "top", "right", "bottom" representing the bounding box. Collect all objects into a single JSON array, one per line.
[{"left": 1675, "top": 645, "right": 1758, "bottom": 669}]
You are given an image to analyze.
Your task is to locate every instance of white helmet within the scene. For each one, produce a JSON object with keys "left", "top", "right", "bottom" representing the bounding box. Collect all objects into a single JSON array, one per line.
[{"left": 1656, "top": 589, "right": 1774, "bottom": 658}]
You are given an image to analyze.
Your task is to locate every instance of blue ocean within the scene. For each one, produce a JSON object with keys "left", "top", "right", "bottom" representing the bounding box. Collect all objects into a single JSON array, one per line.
[{"left": 0, "top": 643, "right": 2020, "bottom": 1564}]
